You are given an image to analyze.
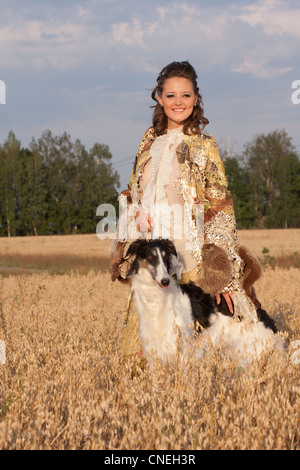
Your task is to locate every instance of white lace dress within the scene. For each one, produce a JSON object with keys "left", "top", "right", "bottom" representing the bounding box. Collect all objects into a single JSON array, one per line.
[{"left": 139, "top": 127, "right": 198, "bottom": 274}]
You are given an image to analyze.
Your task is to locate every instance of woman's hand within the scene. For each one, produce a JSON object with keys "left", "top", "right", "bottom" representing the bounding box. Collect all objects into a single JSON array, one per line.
[
  {"left": 216, "top": 292, "right": 234, "bottom": 314},
  {"left": 135, "top": 209, "right": 153, "bottom": 233}
]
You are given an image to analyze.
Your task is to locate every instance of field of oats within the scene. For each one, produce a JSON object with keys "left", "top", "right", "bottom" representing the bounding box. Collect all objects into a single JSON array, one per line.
[{"left": 0, "top": 230, "right": 299, "bottom": 450}]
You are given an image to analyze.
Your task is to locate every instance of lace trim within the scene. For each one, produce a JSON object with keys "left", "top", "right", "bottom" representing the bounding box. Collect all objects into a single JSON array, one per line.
[{"left": 143, "top": 128, "right": 185, "bottom": 206}]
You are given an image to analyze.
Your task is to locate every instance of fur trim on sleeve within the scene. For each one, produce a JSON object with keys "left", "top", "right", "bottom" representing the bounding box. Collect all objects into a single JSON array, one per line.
[
  {"left": 195, "top": 243, "right": 232, "bottom": 296},
  {"left": 195, "top": 243, "right": 263, "bottom": 301}
]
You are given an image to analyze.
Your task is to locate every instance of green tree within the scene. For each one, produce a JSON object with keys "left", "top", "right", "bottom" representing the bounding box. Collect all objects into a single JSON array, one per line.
[
  {"left": 0, "top": 129, "right": 120, "bottom": 236},
  {"left": 0, "top": 131, "right": 21, "bottom": 236},
  {"left": 270, "top": 152, "right": 300, "bottom": 228},
  {"left": 242, "top": 129, "right": 300, "bottom": 228},
  {"left": 75, "top": 142, "right": 120, "bottom": 233},
  {"left": 27, "top": 138, "right": 49, "bottom": 235},
  {"left": 223, "top": 157, "right": 255, "bottom": 229}
]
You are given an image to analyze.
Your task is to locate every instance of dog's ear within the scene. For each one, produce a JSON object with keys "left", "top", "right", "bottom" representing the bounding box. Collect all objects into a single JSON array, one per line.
[
  {"left": 160, "top": 238, "right": 177, "bottom": 257},
  {"left": 126, "top": 257, "right": 138, "bottom": 277},
  {"left": 126, "top": 239, "right": 148, "bottom": 257},
  {"left": 110, "top": 239, "right": 146, "bottom": 282},
  {"left": 117, "top": 240, "right": 145, "bottom": 280}
]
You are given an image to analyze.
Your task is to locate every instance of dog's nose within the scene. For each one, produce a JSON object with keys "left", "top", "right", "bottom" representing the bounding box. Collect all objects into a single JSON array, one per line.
[{"left": 160, "top": 278, "right": 170, "bottom": 288}]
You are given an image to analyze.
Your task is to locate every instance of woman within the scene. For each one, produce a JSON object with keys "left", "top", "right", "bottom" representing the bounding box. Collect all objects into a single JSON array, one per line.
[{"left": 111, "top": 61, "right": 261, "bottom": 359}]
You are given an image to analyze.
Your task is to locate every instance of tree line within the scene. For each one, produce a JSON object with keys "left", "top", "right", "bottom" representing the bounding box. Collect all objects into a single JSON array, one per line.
[
  {"left": 0, "top": 128, "right": 299, "bottom": 237},
  {"left": 222, "top": 129, "right": 300, "bottom": 229},
  {"left": 0, "top": 130, "right": 119, "bottom": 236}
]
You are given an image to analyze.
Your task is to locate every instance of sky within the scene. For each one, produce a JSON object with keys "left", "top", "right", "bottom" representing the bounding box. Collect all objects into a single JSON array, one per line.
[{"left": 0, "top": 0, "right": 299, "bottom": 190}]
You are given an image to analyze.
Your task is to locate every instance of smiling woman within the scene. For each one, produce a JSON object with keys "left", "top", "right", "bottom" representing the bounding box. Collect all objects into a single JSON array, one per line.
[
  {"left": 110, "top": 60, "right": 275, "bottom": 360},
  {"left": 157, "top": 77, "right": 197, "bottom": 130},
  {"left": 151, "top": 61, "right": 209, "bottom": 136}
]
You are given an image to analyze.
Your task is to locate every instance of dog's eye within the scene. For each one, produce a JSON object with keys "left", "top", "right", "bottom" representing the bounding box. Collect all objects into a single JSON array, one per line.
[{"left": 147, "top": 255, "right": 154, "bottom": 262}]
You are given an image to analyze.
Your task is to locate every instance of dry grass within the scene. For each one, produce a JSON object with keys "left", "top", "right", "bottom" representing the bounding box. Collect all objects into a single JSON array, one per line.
[
  {"left": 0, "top": 230, "right": 299, "bottom": 450},
  {"left": 239, "top": 228, "right": 300, "bottom": 269},
  {"left": 0, "top": 234, "right": 111, "bottom": 275}
]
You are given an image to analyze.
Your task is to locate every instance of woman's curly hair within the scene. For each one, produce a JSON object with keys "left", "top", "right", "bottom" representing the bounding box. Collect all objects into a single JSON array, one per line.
[{"left": 151, "top": 61, "right": 209, "bottom": 136}]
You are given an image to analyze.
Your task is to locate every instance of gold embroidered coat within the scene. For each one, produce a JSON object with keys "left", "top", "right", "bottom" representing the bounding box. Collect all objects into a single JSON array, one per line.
[{"left": 127, "top": 127, "right": 244, "bottom": 293}]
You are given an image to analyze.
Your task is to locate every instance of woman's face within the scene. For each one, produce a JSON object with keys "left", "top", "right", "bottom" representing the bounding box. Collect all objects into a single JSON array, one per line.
[{"left": 158, "top": 77, "right": 198, "bottom": 130}]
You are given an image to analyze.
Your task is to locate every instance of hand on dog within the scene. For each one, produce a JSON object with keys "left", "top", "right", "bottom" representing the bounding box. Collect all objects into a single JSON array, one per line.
[{"left": 216, "top": 292, "right": 234, "bottom": 314}]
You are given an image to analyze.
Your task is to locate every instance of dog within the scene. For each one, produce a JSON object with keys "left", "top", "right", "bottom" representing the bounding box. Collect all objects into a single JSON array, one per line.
[{"left": 126, "top": 238, "right": 283, "bottom": 365}]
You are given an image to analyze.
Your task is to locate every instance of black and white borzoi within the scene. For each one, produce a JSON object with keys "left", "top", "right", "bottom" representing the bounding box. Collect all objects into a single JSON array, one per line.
[{"left": 126, "top": 238, "right": 283, "bottom": 365}]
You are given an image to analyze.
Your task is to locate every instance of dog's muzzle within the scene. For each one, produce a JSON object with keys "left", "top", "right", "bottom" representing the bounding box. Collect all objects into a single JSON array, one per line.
[{"left": 160, "top": 278, "right": 170, "bottom": 289}]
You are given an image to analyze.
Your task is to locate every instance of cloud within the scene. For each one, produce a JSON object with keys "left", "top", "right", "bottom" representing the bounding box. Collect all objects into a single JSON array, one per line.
[
  {"left": 0, "top": 5, "right": 116, "bottom": 71},
  {"left": 110, "top": 3, "right": 236, "bottom": 77},
  {"left": 109, "top": 1, "right": 298, "bottom": 79},
  {"left": 1, "top": 0, "right": 297, "bottom": 79},
  {"left": 230, "top": 0, "right": 299, "bottom": 78},
  {"left": 0, "top": 17, "right": 87, "bottom": 69},
  {"left": 237, "top": 0, "right": 300, "bottom": 38},
  {"left": 227, "top": 0, "right": 300, "bottom": 78},
  {"left": 111, "top": 3, "right": 229, "bottom": 47},
  {"left": 111, "top": 18, "right": 145, "bottom": 46},
  {"left": 232, "top": 57, "right": 293, "bottom": 79}
]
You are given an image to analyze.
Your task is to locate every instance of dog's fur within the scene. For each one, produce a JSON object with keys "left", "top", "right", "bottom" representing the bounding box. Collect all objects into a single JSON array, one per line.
[{"left": 126, "top": 239, "right": 283, "bottom": 365}]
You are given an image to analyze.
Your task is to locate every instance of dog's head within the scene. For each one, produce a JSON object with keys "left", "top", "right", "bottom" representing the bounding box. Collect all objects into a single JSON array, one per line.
[{"left": 126, "top": 238, "right": 181, "bottom": 288}]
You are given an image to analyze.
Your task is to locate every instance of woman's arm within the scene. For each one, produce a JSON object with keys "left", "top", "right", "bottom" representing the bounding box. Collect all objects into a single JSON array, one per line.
[{"left": 203, "top": 136, "right": 244, "bottom": 305}]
